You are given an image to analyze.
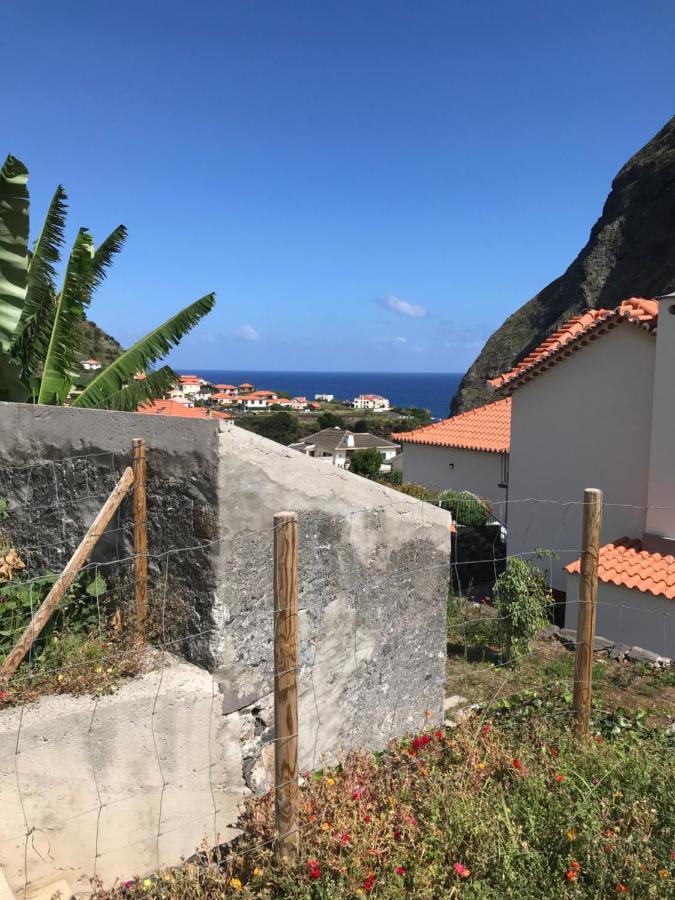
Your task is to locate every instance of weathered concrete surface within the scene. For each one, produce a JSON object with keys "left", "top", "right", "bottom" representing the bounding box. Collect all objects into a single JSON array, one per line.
[
  {"left": 0, "top": 405, "right": 452, "bottom": 889},
  {"left": 213, "top": 424, "right": 452, "bottom": 783},
  {"left": 0, "top": 656, "right": 243, "bottom": 898},
  {"left": 0, "top": 402, "right": 221, "bottom": 666}
]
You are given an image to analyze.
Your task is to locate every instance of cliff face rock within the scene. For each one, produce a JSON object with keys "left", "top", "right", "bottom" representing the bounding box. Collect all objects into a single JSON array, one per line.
[{"left": 451, "top": 116, "right": 675, "bottom": 414}]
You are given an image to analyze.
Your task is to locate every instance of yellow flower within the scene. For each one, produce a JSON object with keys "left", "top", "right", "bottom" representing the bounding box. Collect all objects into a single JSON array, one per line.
[
  {"left": 57, "top": 673, "right": 64, "bottom": 682},
  {"left": 658, "top": 870, "right": 669, "bottom": 879},
  {"left": 230, "top": 877, "right": 242, "bottom": 890},
  {"left": 566, "top": 829, "right": 577, "bottom": 841},
  {"left": 477, "top": 762, "right": 486, "bottom": 770},
  {"left": 325, "top": 777, "right": 335, "bottom": 785},
  {"left": 614, "top": 826, "right": 621, "bottom": 834},
  {"left": 253, "top": 867, "right": 262, "bottom": 877},
  {"left": 387, "top": 795, "right": 397, "bottom": 806},
  {"left": 356, "top": 891, "right": 364, "bottom": 897},
  {"left": 95, "top": 666, "right": 103, "bottom": 674},
  {"left": 425, "top": 710, "right": 433, "bottom": 718},
  {"left": 143, "top": 879, "right": 152, "bottom": 888},
  {"left": 614, "top": 791, "right": 624, "bottom": 799},
  {"left": 420, "top": 767, "right": 429, "bottom": 777},
  {"left": 321, "top": 822, "right": 331, "bottom": 831}
]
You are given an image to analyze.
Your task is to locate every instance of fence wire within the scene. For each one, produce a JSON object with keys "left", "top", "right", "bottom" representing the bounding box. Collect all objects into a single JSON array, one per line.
[{"left": 0, "top": 453, "right": 673, "bottom": 898}]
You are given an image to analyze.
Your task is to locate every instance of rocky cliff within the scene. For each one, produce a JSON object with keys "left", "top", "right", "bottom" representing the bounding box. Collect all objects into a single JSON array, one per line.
[{"left": 451, "top": 116, "right": 675, "bottom": 414}]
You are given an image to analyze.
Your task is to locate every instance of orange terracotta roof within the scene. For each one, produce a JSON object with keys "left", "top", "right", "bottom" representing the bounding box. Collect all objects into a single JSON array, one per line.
[
  {"left": 137, "top": 400, "right": 232, "bottom": 421},
  {"left": 489, "top": 298, "right": 658, "bottom": 394},
  {"left": 565, "top": 538, "right": 675, "bottom": 601},
  {"left": 214, "top": 384, "right": 237, "bottom": 390},
  {"left": 393, "top": 398, "right": 511, "bottom": 453},
  {"left": 211, "top": 392, "right": 234, "bottom": 400}
]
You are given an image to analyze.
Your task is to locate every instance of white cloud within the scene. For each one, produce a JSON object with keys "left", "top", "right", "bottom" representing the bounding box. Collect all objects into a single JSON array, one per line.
[
  {"left": 234, "top": 324, "right": 260, "bottom": 342},
  {"left": 377, "top": 295, "right": 428, "bottom": 318},
  {"left": 394, "top": 336, "right": 407, "bottom": 344}
]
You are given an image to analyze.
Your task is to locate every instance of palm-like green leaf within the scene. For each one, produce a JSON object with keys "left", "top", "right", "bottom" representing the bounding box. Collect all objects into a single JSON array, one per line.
[
  {"left": 0, "top": 155, "right": 30, "bottom": 350},
  {"left": 12, "top": 186, "right": 67, "bottom": 376},
  {"left": 72, "top": 292, "right": 215, "bottom": 409},
  {"left": 91, "top": 225, "right": 127, "bottom": 289},
  {"left": 87, "top": 365, "right": 178, "bottom": 412},
  {"left": 37, "top": 228, "right": 95, "bottom": 405},
  {"left": 0, "top": 351, "right": 29, "bottom": 402}
]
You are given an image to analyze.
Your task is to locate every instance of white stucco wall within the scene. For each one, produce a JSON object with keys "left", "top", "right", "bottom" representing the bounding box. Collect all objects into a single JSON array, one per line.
[
  {"left": 400, "top": 443, "right": 507, "bottom": 506},
  {"left": 565, "top": 575, "right": 674, "bottom": 659},
  {"left": 507, "top": 324, "right": 655, "bottom": 591},
  {"left": 646, "top": 299, "right": 675, "bottom": 538}
]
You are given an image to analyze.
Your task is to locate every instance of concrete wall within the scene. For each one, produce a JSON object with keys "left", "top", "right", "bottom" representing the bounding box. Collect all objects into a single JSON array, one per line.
[
  {"left": 565, "top": 575, "right": 674, "bottom": 659},
  {"left": 401, "top": 442, "right": 507, "bottom": 507},
  {"left": 0, "top": 403, "right": 451, "bottom": 895},
  {"left": 507, "top": 325, "right": 655, "bottom": 591}
]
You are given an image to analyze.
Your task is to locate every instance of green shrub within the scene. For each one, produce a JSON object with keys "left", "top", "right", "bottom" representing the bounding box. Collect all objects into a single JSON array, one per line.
[
  {"left": 349, "top": 448, "right": 384, "bottom": 479},
  {"left": 439, "top": 490, "right": 491, "bottom": 526},
  {"left": 494, "top": 556, "right": 553, "bottom": 659}
]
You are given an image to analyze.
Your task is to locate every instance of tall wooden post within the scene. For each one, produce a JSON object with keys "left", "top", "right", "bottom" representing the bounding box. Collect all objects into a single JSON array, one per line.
[
  {"left": 273, "top": 511, "right": 300, "bottom": 861},
  {"left": 573, "top": 488, "right": 603, "bottom": 741},
  {"left": 132, "top": 438, "right": 148, "bottom": 639}
]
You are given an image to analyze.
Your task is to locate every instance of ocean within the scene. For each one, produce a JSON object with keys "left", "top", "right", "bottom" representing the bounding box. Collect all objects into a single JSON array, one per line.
[{"left": 182, "top": 370, "right": 464, "bottom": 420}]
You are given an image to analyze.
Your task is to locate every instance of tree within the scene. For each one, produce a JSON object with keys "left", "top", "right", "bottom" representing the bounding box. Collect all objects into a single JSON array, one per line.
[
  {"left": 353, "top": 419, "right": 370, "bottom": 433},
  {"left": 235, "top": 411, "right": 301, "bottom": 445},
  {"left": 0, "top": 155, "right": 214, "bottom": 409},
  {"left": 349, "top": 448, "right": 383, "bottom": 479},
  {"left": 318, "top": 411, "right": 346, "bottom": 430}
]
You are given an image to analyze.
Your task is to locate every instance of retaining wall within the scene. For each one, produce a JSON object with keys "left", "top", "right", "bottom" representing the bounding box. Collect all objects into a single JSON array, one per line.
[{"left": 0, "top": 403, "right": 451, "bottom": 896}]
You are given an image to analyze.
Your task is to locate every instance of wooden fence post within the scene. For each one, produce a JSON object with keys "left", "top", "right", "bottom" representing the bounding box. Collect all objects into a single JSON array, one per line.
[
  {"left": 273, "top": 511, "right": 300, "bottom": 861},
  {"left": 573, "top": 487, "right": 603, "bottom": 741},
  {"left": 0, "top": 466, "right": 135, "bottom": 682},
  {"left": 132, "top": 438, "right": 148, "bottom": 639}
]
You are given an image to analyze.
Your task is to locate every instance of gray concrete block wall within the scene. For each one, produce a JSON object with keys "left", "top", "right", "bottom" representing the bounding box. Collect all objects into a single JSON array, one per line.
[{"left": 0, "top": 403, "right": 452, "bottom": 893}]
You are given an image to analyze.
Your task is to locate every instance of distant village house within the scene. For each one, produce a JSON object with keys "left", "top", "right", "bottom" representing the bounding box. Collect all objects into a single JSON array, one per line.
[
  {"left": 352, "top": 394, "right": 390, "bottom": 411},
  {"left": 290, "top": 427, "right": 399, "bottom": 472}
]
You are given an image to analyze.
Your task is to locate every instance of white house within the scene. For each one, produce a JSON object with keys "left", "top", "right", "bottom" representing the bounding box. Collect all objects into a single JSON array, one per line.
[
  {"left": 315, "top": 393, "right": 334, "bottom": 402},
  {"left": 240, "top": 390, "right": 278, "bottom": 410},
  {"left": 81, "top": 359, "right": 102, "bottom": 371},
  {"left": 289, "top": 428, "right": 399, "bottom": 471},
  {"left": 392, "top": 398, "right": 510, "bottom": 508},
  {"left": 353, "top": 394, "right": 390, "bottom": 411},
  {"left": 291, "top": 397, "right": 308, "bottom": 410},
  {"left": 487, "top": 295, "right": 674, "bottom": 657}
]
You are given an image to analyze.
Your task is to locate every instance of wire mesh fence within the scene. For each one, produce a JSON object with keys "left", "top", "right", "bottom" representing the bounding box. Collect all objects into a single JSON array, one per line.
[{"left": 0, "top": 450, "right": 673, "bottom": 897}]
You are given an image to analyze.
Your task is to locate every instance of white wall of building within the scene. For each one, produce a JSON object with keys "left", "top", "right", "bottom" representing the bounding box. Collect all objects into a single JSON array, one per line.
[
  {"left": 507, "top": 324, "right": 655, "bottom": 591},
  {"left": 400, "top": 443, "right": 507, "bottom": 506},
  {"left": 565, "top": 575, "right": 674, "bottom": 658},
  {"left": 646, "top": 299, "right": 675, "bottom": 538}
]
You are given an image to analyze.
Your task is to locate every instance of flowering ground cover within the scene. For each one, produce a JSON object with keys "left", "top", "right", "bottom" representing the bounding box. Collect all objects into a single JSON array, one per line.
[{"left": 93, "top": 690, "right": 674, "bottom": 899}]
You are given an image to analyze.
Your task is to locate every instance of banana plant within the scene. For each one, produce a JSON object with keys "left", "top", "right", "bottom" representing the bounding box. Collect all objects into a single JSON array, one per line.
[{"left": 0, "top": 154, "right": 215, "bottom": 408}]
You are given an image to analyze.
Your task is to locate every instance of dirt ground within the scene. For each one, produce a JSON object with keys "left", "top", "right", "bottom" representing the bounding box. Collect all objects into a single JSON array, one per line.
[{"left": 446, "top": 631, "right": 675, "bottom": 728}]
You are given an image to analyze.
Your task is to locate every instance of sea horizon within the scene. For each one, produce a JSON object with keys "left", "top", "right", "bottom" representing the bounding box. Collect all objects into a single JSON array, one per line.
[{"left": 180, "top": 369, "right": 464, "bottom": 420}]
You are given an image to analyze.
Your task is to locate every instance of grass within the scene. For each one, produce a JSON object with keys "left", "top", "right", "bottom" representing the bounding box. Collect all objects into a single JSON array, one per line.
[
  {"left": 92, "top": 693, "right": 674, "bottom": 899},
  {"left": 446, "top": 597, "right": 675, "bottom": 728}
]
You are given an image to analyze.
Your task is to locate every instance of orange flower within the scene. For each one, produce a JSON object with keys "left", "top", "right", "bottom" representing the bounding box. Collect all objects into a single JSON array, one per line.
[{"left": 615, "top": 885, "right": 628, "bottom": 894}]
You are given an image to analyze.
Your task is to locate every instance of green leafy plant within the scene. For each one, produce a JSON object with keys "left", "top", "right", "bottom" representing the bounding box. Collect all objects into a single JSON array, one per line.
[
  {"left": 493, "top": 555, "right": 554, "bottom": 660},
  {"left": 438, "top": 489, "right": 491, "bottom": 526},
  {"left": 0, "top": 570, "right": 107, "bottom": 662},
  {"left": 0, "top": 154, "right": 215, "bottom": 408},
  {"left": 349, "top": 447, "right": 383, "bottom": 479}
]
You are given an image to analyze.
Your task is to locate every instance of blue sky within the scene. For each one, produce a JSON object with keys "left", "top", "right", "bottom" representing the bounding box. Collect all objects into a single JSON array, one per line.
[{"left": 6, "top": 0, "right": 674, "bottom": 372}]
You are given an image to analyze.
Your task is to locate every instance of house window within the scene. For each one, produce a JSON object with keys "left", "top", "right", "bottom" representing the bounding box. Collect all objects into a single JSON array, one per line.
[{"left": 499, "top": 452, "right": 509, "bottom": 489}]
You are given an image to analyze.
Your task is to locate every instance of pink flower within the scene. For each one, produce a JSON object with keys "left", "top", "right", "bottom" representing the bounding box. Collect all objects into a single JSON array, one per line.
[
  {"left": 512, "top": 758, "right": 522, "bottom": 770},
  {"left": 351, "top": 789, "right": 361, "bottom": 800},
  {"left": 555, "top": 774, "right": 565, "bottom": 784},
  {"left": 454, "top": 862, "right": 471, "bottom": 878},
  {"left": 395, "top": 866, "right": 405, "bottom": 876},
  {"left": 340, "top": 832, "right": 350, "bottom": 844},
  {"left": 481, "top": 724, "right": 490, "bottom": 734},
  {"left": 363, "top": 815, "right": 371, "bottom": 824}
]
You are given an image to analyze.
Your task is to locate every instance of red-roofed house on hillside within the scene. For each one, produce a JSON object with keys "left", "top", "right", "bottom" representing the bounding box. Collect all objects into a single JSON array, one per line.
[
  {"left": 137, "top": 400, "right": 232, "bottom": 421},
  {"left": 392, "top": 398, "right": 511, "bottom": 506},
  {"left": 486, "top": 294, "right": 675, "bottom": 656}
]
